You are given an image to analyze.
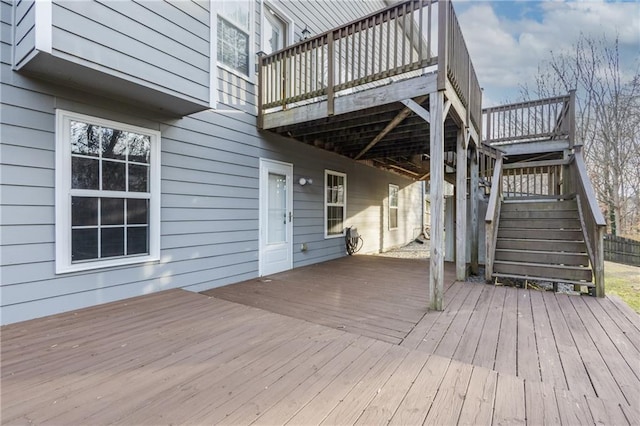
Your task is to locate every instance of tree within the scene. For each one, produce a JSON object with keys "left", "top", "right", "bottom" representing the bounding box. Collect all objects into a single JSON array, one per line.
[{"left": 521, "top": 34, "right": 640, "bottom": 237}]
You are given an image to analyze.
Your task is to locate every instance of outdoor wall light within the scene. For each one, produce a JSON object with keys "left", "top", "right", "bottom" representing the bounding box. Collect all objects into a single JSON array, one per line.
[
  {"left": 298, "top": 177, "right": 313, "bottom": 186},
  {"left": 301, "top": 26, "right": 311, "bottom": 40},
  {"left": 255, "top": 51, "right": 266, "bottom": 73}
]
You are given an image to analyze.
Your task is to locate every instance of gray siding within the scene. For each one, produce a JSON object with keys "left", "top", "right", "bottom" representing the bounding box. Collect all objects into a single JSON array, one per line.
[
  {"left": 49, "top": 0, "right": 209, "bottom": 105},
  {"left": 1, "top": 0, "right": 422, "bottom": 325},
  {"left": 12, "top": 0, "right": 35, "bottom": 67}
]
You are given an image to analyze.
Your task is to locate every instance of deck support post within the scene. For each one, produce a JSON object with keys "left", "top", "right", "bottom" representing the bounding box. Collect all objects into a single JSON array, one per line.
[
  {"left": 429, "top": 90, "right": 445, "bottom": 311},
  {"left": 470, "top": 143, "right": 479, "bottom": 275},
  {"left": 455, "top": 127, "right": 468, "bottom": 281}
]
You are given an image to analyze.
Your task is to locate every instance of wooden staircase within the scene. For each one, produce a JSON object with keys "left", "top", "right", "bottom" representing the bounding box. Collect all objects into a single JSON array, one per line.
[{"left": 493, "top": 196, "right": 594, "bottom": 290}]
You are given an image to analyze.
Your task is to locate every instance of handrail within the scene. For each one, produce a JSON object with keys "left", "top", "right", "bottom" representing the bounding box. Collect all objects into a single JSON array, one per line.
[
  {"left": 485, "top": 153, "right": 503, "bottom": 281},
  {"left": 571, "top": 146, "right": 606, "bottom": 296},
  {"left": 258, "top": 0, "right": 482, "bottom": 134},
  {"left": 482, "top": 93, "right": 575, "bottom": 146},
  {"left": 259, "top": 0, "right": 437, "bottom": 114},
  {"left": 477, "top": 142, "right": 500, "bottom": 188},
  {"left": 439, "top": 0, "right": 482, "bottom": 129}
]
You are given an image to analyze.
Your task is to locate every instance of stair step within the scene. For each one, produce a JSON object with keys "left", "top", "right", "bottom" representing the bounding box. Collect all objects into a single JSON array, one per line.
[
  {"left": 494, "top": 249, "right": 589, "bottom": 266},
  {"left": 499, "top": 218, "right": 581, "bottom": 230},
  {"left": 501, "top": 200, "right": 577, "bottom": 212},
  {"left": 504, "top": 194, "right": 575, "bottom": 202},
  {"left": 500, "top": 209, "right": 579, "bottom": 220},
  {"left": 498, "top": 228, "right": 584, "bottom": 241},
  {"left": 497, "top": 238, "right": 586, "bottom": 252},
  {"left": 492, "top": 273, "right": 595, "bottom": 287},
  {"left": 494, "top": 261, "right": 593, "bottom": 282}
]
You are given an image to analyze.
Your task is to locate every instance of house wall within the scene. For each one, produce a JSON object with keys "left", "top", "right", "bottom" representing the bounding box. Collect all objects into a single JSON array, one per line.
[
  {"left": 13, "top": 0, "right": 35, "bottom": 68},
  {"left": 0, "top": 0, "right": 422, "bottom": 325},
  {"left": 48, "top": 0, "right": 211, "bottom": 105}
]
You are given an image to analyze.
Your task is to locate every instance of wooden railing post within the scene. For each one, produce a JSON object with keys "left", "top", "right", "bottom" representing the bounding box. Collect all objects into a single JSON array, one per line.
[
  {"left": 485, "top": 153, "right": 503, "bottom": 282},
  {"left": 257, "top": 55, "right": 264, "bottom": 129},
  {"left": 569, "top": 89, "right": 576, "bottom": 148},
  {"left": 437, "top": 0, "right": 449, "bottom": 91},
  {"left": 327, "top": 33, "right": 335, "bottom": 116},
  {"left": 470, "top": 144, "right": 479, "bottom": 275}
]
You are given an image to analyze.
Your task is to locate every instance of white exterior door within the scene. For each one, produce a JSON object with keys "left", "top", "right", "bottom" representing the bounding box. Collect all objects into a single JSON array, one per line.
[{"left": 259, "top": 159, "right": 293, "bottom": 276}]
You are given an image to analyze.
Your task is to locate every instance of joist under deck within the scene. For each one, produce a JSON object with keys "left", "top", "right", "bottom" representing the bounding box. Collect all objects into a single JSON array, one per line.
[
  {"left": 264, "top": 73, "right": 464, "bottom": 179},
  {"left": 2, "top": 256, "right": 638, "bottom": 425}
]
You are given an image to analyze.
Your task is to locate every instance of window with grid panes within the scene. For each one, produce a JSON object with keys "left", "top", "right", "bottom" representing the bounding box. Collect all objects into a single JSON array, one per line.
[
  {"left": 325, "top": 170, "right": 346, "bottom": 237},
  {"left": 55, "top": 110, "right": 160, "bottom": 273},
  {"left": 389, "top": 184, "right": 399, "bottom": 230},
  {"left": 217, "top": 1, "right": 251, "bottom": 76}
]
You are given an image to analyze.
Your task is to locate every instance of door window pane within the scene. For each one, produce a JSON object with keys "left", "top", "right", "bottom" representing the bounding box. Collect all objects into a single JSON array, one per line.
[
  {"left": 267, "top": 173, "right": 287, "bottom": 244},
  {"left": 263, "top": 10, "right": 285, "bottom": 54}
]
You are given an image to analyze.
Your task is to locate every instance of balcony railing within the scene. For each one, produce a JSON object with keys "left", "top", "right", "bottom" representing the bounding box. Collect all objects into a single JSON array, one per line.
[
  {"left": 258, "top": 0, "right": 482, "bottom": 131},
  {"left": 482, "top": 91, "right": 576, "bottom": 146}
]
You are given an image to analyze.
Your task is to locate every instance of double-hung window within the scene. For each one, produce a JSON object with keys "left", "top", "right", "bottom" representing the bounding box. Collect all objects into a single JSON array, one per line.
[
  {"left": 217, "top": 1, "right": 252, "bottom": 76},
  {"left": 325, "top": 170, "right": 346, "bottom": 238},
  {"left": 55, "top": 110, "right": 160, "bottom": 273},
  {"left": 389, "top": 184, "right": 399, "bottom": 230}
]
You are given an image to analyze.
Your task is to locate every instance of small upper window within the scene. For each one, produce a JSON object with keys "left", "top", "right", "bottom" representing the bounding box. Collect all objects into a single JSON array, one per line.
[
  {"left": 325, "top": 170, "right": 347, "bottom": 238},
  {"left": 389, "top": 184, "right": 399, "bottom": 230},
  {"left": 55, "top": 110, "right": 160, "bottom": 273},
  {"left": 217, "top": 1, "right": 251, "bottom": 76}
]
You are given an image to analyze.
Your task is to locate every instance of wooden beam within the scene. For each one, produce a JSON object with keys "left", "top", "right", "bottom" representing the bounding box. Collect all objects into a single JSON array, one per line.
[
  {"left": 400, "top": 98, "right": 430, "bottom": 123},
  {"left": 430, "top": 90, "right": 445, "bottom": 311},
  {"left": 455, "top": 127, "right": 468, "bottom": 281},
  {"left": 470, "top": 145, "right": 479, "bottom": 275},
  {"left": 443, "top": 100, "right": 452, "bottom": 121},
  {"left": 262, "top": 73, "right": 437, "bottom": 129},
  {"left": 355, "top": 95, "right": 428, "bottom": 159}
]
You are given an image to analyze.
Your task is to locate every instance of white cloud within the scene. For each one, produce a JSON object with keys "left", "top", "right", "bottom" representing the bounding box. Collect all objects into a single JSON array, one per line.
[{"left": 456, "top": 1, "right": 640, "bottom": 106}]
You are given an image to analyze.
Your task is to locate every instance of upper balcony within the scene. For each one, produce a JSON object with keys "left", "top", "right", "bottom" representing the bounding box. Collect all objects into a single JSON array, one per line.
[
  {"left": 12, "top": 0, "right": 211, "bottom": 116},
  {"left": 482, "top": 92, "right": 576, "bottom": 160},
  {"left": 257, "top": 0, "right": 482, "bottom": 179}
]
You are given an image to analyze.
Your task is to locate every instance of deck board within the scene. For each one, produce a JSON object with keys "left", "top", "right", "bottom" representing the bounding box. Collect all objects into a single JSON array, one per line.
[
  {"left": 529, "top": 290, "right": 567, "bottom": 389},
  {"left": 516, "top": 291, "right": 541, "bottom": 382},
  {"left": 494, "top": 286, "right": 518, "bottom": 377},
  {"left": 2, "top": 256, "right": 638, "bottom": 425},
  {"left": 457, "top": 366, "right": 497, "bottom": 426}
]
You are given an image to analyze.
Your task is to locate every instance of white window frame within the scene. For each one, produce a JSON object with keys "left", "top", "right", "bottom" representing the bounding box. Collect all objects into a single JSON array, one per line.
[
  {"left": 389, "top": 184, "right": 399, "bottom": 230},
  {"left": 55, "top": 109, "right": 161, "bottom": 274},
  {"left": 260, "top": 1, "right": 294, "bottom": 54},
  {"left": 324, "top": 170, "right": 347, "bottom": 239},
  {"left": 211, "top": 0, "right": 255, "bottom": 84}
]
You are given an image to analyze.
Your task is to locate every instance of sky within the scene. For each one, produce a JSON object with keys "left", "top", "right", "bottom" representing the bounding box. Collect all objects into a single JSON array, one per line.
[{"left": 452, "top": 0, "right": 640, "bottom": 106}]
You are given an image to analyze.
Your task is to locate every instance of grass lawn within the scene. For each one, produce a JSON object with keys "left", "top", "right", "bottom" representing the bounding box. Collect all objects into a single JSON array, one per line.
[{"left": 605, "top": 261, "right": 640, "bottom": 313}]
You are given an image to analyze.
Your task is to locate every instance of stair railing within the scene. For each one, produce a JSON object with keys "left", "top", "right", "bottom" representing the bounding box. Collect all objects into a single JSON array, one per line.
[
  {"left": 569, "top": 146, "right": 606, "bottom": 296},
  {"left": 485, "top": 153, "right": 503, "bottom": 281},
  {"left": 501, "top": 159, "right": 567, "bottom": 198}
]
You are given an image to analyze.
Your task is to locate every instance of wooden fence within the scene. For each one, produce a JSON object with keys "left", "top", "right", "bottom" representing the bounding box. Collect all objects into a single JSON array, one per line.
[{"left": 604, "top": 234, "right": 640, "bottom": 267}]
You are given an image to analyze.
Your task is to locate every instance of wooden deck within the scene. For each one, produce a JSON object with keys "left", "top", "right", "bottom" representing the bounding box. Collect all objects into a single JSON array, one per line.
[{"left": 2, "top": 256, "right": 639, "bottom": 425}]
